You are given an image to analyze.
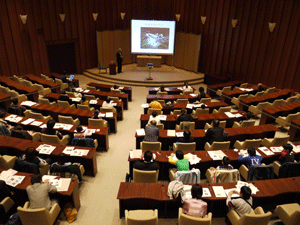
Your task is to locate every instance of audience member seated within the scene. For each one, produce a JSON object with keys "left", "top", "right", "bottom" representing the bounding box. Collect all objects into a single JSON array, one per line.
[
  {"left": 149, "top": 97, "right": 162, "bottom": 109},
  {"left": 74, "top": 125, "right": 86, "bottom": 138},
  {"left": 147, "top": 111, "right": 161, "bottom": 125},
  {"left": 26, "top": 174, "right": 58, "bottom": 211},
  {"left": 11, "top": 125, "right": 33, "bottom": 140},
  {"left": 67, "top": 83, "right": 82, "bottom": 98},
  {"left": 58, "top": 90, "right": 72, "bottom": 104},
  {"left": 205, "top": 119, "right": 228, "bottom": 144},
  {"left": 81, "top": 95, "right": 89, "bottom": 106},
  {"left": 20, "top": 147, "right": 49, "bottom": 167},
  {"left": 238, "top": 148, "right": 263, "bottom": 169},
  {"left": 93, "top": 110, "right": 100, "bottom": 119},
  {"left": 0, "top": 110, "right": 10, "bottom": 136},
  {"left": 143, "top": 120, "right": 159, "bottom": 142},
  {"left": 133, "top": 150, "right": 159, "bottom": 171},
  {"left": 168, "top": 150, "right": 189, "bottom": 171},
  {"left": 9, "top": 98, "right": 26, "bottom": 115},
  {"left": 216, "top": 156, "right": 234, "bottom": 170},
  {"left": 178, "top": 130, "right": 194, "bottom": 143},
  {"left": 197, "top": 87, "right": 206, "bottom": 101},
  {"left": 177, "top": 108, "right": 193, "bottom": 125},
  {"left": 226, "top": 186, "right": 252, "bottom": 217},
  {"left": 279, "top": 144, "right": 294, "bottom": 165},
  {"left": 102, "top": 97, "right": 114, "bottom": 109},
  {"left": 182, "top": 184, "right": 207, "bottom": 217},
  {"left": 183, "top": 82, "right": 193, "bottom": 92},
  {"left": 250, "top": 83, "right": 263, "bottom": 96},
  {"left": 42, "top": 119, "right": 69, "bottom": 140},
  {"left": 160, "top": 84, "right": 165, "bottom": 92}
]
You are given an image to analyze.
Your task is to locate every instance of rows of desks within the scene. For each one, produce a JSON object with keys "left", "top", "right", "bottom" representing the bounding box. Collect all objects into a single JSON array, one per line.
[
  {"left": 148, "top": 87, "right": 195, "bottom": 95},
  {"left": 207, "top": 81, "right": 243, "bottom": 97},
  {"left": 135, "top": 124, "right": 279, "bottom": 150},
  {"left": 25, "top": 74, "right": 60, "bottom": 93},
  {"left": 146, "top": 94, "right": 208, "bottom": 104},
  {"left": 49, "top": 72, "right": 79, "bottom": 88}
]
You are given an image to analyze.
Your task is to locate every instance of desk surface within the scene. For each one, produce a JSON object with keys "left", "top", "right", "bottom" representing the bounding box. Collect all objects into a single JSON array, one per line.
[
  {"left": 49, "top": 72, "right": 80, "bottom": 87},
  {"left": 25, "top": 74, "right": 60, "bottom": 88},
  {"left": 146, "top": 94, "right": 209, "bottom": 103}
]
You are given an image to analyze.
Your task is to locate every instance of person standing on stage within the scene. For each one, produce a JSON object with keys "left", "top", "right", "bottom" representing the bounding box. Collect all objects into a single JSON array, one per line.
[{"left": 116, "top": 48, "right": 123, "bottom": 73}]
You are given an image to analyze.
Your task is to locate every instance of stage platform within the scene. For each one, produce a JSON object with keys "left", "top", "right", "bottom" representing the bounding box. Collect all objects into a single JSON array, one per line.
[{"left": 84, "top": 64, "right": 204, "bottom": 87}]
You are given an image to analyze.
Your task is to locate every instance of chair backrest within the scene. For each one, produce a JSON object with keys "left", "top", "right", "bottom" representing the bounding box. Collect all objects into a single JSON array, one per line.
[
  {"left": 175, "top": 142, "right": 196, "bottom": 151},
  {"left": 38, "top": 98, "right": 51, "bottom": 105},
  {"left": 286, "top": 96, "right": 297, "bottom": 103},
  {"left": 172, "top": 110, "right": 182, "bottom": 115},
  {"left": 286, "top": 112, "right": 300, "bottom": 123},
  {"left": 205, "top": 121, "right": 226, "bottom": 129},
  {"left": 41, "top": 134, "right": 61, "bottom": 145},
  {"left": 66, "top": 91, "right": 76, "bottom": 97},
  {"left": 58, "top": 115, "right": 76, "bottom": 124},
  {"left": 32, "top": 84, "right": 44, "bottom": 91},
  {"left": 0, "top": 86, "right": 9, "bottom": 94},
  {"left": 40, "top": 74, "right": 48, "bottom": 80},
  {"left": 240, "top": 83, "right": 248, "bottom": 88},
  {"left": 195, "top": 108, "right": 209, "bottom": 114},
  {"left": 269, "top": 136, "right": 289, "bottom": 146},
  {"left": 157, "top": 99, "right": 165, "bottom": 104},
  {"left": 18, "top": 94, "right": 28, "bottom": 102},
  {"left": 157, "top": 91, "right": 168, "bottom": 95},
  {"left": 21, "top": 80, "right": 33, "bottom": 87},
  {"left": 57, "top": 100, "right": 71, "bottom": 108},
  {"left": 218, "top": 106, "right": 231, "bottom": 114},
  {"left": 148, "top": 108, "right": 162, "bottom": 115},
  {"left": 213, "top": 169, "right": 240, "bottom": 183},
  {"left": 8, "top": 89, "right": 19, "bottom": 97},
  {"left": 176, "top": 99, "right": 189, "bottom": 104},
  {"left": 183, "top": 90, "right": 193, "bottom": 95},
  {"left": 54, "top": 78, "right": 63, "bottom": 84},
  {"left": 242, "top": 139, "right": 262, "bottom": 148},
  {"left": 179, "top": 122, "right": 195, "bottom": 130},
  {"left": 175, "top": 169, "right": 201, "bottom": 184},
  {"left": 84, "top": 94, "right": 96, "bottom": 100},
  {"left": 178, "top": 208, "right": 211, "bottom": 225},
  {"left": 86, "top": 86, "right": 96, "bottom": 90},
  {"left": 279, "top": 162, "right": 300, "bottom": 178},
  {"left": 140, "top": 141, "right": 161, "bottom": 151},
  {"left": 222, "top": 86, "right": 231, "bottom": 92},
  {"left": 29, "top": 111, "right": 46, "bottom": 120},
  {"left": 209, "top": 141, "right": 231, "bottom": 150},
  {"left": 257, "top": 102, "right": 272, "bottom": 110},
  {"left": 156, "top": 124, "right": 164, "bottom": 130},
  {"left": 248, "top": 164, "right": 274, "bottom": 181},
  {"left": 200, "top": 98, "right": 211, "bottom": 103},
  {"left": 264, "top": 87, "right": 275, "bottom": 95},
  {"left": 77, "top": 104, "right": 91, "bottom": 111},
  {"left": 13, "top": 75, "right": 21, "bottom": 83},
  {"left": 126, "top": 209, "right": 158, "bottom": 225},
  {"left": 238, "top": 94, "right": 249, "bottom": 100},
  {"left": 239, "top": 210, "right": 272, "bottom": 225},
  {"left": 100, "top": 107, "right": 116, "bottom": 113},
  {"left": 272, "top": 99, "right": 285, "bottom": 107},
  {"left": 240, "top": 120, "right": 256, "bottom": 127},
  {"left": 111, "top": 89, "right": 121, "bottom": 93},
  {"left": 88, "top": 118, "right": 108, "bottom": 127},
  {"left": 109, "top": 96, "right": 120, "bottom": 102},
  {"left": 132, "top": 168, "right": 159, "bottom": 183},
  {"left": 0, "top": 155, "right": 17, "bottom": 170}
]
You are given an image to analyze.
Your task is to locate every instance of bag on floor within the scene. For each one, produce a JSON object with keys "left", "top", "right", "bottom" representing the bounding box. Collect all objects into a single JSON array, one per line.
[{"left": 64, "top": 203, "right": 78, "bottom": 223}]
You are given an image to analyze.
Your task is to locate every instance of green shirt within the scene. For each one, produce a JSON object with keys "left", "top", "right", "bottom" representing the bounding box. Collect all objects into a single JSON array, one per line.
[{"left": 176, "top": 158, "right": 189, "bottom": 171}]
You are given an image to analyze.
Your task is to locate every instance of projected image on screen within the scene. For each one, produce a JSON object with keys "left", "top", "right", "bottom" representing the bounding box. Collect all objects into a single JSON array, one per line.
[{"left": 140, "top": 27, "right": 169, "bottom": 50}]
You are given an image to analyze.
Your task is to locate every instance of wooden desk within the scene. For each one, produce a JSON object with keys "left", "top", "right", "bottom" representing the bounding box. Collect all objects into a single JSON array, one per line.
[
  {"left": 140, "top": 111, "right": 247, "bottom": 129},
  {"left": 25, "top": 74, "right": 60, "bottom": 93},
  {"left": 260, "top": 101, "right": 300, "bottom": 125},
  {"left": 87, "top": 82, "right": 132, "bottom": 102},
  {"left": 0, "top": 169, "right": 80, "bottom": 210},
  {"left": 5, "top": 113, "right": 109, "bottom": 151},
  {"left": 147, "top": 94, "right": 202, "bottom": 104},
  {"left": 0, "top": 93, "right": 11, "bottom": 110},
  {"left": 288, "top": 120, "right": 300, "bottom": 142},
  {"left": 135, "top": 124, "right": 279, "bottom": 150},
  {"left": 0, "top": 135, "right": 97, "bottom": 176},
  {"left": 148, "top": 87, "right": 195, "bottom": 95},
  {"left": 21, "top": 101, "right": 117, "bottom": 133},
  {"left": 0, "top": 77, "right": 38, "bottom": 102},
  {"left": 118, "top": 177, "right": 300, "bottom": 218},
  {"left": 49, "top": 72, "right": 79, "bottom": 87},
  {"left": 45, "top": 93, "right": 124, "bottom": 121},
  {"left": 144, "top": 102, "right": 229, "bottom": 115},
  {"left": 207, "top": 81, "right": 243, "bottom": 97},
  {"left": 239, "top": 89, "right": 293, "bottom": 112},
  {"left": 137, "top": 55, "right": 162, "bottom": 67}
]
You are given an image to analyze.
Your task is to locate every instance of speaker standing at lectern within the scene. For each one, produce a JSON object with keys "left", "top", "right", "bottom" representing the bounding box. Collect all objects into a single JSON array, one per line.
[{"left": 116, "top": 48, "right": 123, "bottom": 73}]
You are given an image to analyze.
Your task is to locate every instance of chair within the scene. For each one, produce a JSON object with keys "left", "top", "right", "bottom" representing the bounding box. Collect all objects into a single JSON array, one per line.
[
  {"left": 0, "top": 86, "right": 10, "bottom": 94},
  {"left": 40, "top": 74, "right": 49, "bottom": 80},
  {"left": 205, "top": 169, "right": 240, "bottom": 183},
  {"left": 264, "top": 87, "right": 275, "bottom": 95},
  {"left": 183, "top": 90, "right": 193, "bottom": 95},
  {"left": 157, "top": 91, "right": 168, "bottom": 95},
  {"left": 173, "top": 142, "right": 196, "bottom": 151},
  {"left": 147, "top": 108, "right": 162, "bottom": 115},
  {"left": 39, "top": 163, "right": 50, "bottom": 176},
  {"left": 32, "top": 84, "right": 51, "bottom": 96},
  {"left": 204, "top": 141, "right": 230, "bottom": 150},
  {"left": 272, "top": 99, "right": 286, "bottom": 107},
  {"left": 248, "top": 102, "right": 272, "bottom": 115},
  {"left": 77, "top": 104, "right": 95, "bottom": 111},
  {"left": 234, "top": 139, "right": 262, "bottom": 149},
  {"left": 13, "top": 75, "right": 22, "bottom": 83},
  {"left": 192, "top": 108, "right": 209, "bottom": 115},
  {"left": 88, "top": 118, "right": 108, "bottom": 127},
  {"left": 41, "top": 133, "right": 69, "bottom": 145},
  {"left": 199, "top": 97, "right": 211, "bottom": 103},
  {"left": 66, "top": 91, "right": 76, "bottom": 97},
  {"left": 227, "top": 207, "right": 272, "bottom": 225},
  {"left": 55, "top": 78, "right": 68, "bottom": 90},
  {"left": 58, "top": 115, "right": 80, "bottom": 126},
  {"left": 86, "top": 85, "right": 96, "bottom": 91},
  {"left": 156, "top": 123, "right": 164, "bottom": 130},
  {"left": 274, "top": 203, "right": 300, "bottom": 225},
  {"left": 24, "top": 110, "right": 52, "bottom": 121},
  {"left": 178, "top": 207, "right": 212, "bottom": 225},
  {"left": 175, "top": 99, "right": 189, "bottom": 104},
  {"left": 140, "top": 141, "right": 161, "bottom": 151},
  {"left": 169, "top": 169, "right": 201, "bottom": 184},
  {"left": 8, "top": 89, "right": 19, "bottom": 98},
  {"left": 98, "top": 61, "right": 107, "bottom": 74},
  {"left": 232, "top": 120, "right": 255, "bottom": 128},
  {"left": 231, "top": 94, "right": 248, "bottom": 107},
  {"left": 109, "top": 96, "right": 122, "bottom": 102},
  {"left": 275, "top": 112, "right": 300, "bottom": 128},
  {"left": 239, "top": 164, "right": 274, "bottom": 181},
  {"left": 204, "top": 121, "right": 226, "bottom": 129},
  {"left": 71, "top": 137, "right": 98, "bottom": 149},
  {"left": 100, "top": 107, "right": 116, "bottom": 113},
  {"left": 261, "top": 135, "right": 289, "bottom": 147},
  {"left": 125, "top": 209, "right": 158, "bottom": 225},
  {"left": 176, "top": 122, "right": 195, "bottom": 130},
  {"left": 84, "top": 94, "right": 96, "bottom": 100},
  {"left": 171, "top": 110, "right": 182, "bottom": 115},
  {"left": 0, "top": 197, "right": 15, "bottom": 224},
  {"left": 17, "top": 94, "right": 28, "bottom": 102},
  {"left": 240, "top": 83, "right": 248, "bottom": 88},
  {"left": 157, "top": 99, "right": 165, "bottom": 105},
  {"left": 21, "top": 80, "right": 34, "bottom": 88},
  {"left": 38, "top": 98, "right": 57, "bottom": 106},
  {"left": 132, "top": 168, "right": 159, "bottom": 183},
  {"left": 212, "top": 106, "right": 231, "bottom": 114},
  {"left": 18, "top": 201, "right": 61, "bottom": 225},
  {"left": 111, "top": 89, "right": 122, "bottom": 94},
  {"left": 285, "top": 96, "right": 298, "bottom": 103},
  {"left": 248, "top": 91, "right": 264, "bottom": 98},
  {"left": 0, "top": 155, "right": 17, "bottom": 170},
  {"left": 273, "top": 162, "right": 300, "bottom": 178},
  {"left": 57, "top": 100, "right": 76, "bottom": 109},
  {"left": 216, "top": 86, "right": 231, "bottom": 97}
]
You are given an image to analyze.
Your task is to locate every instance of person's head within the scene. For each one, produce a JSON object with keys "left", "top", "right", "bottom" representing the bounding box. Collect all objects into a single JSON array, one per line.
[
  {"left": 25, "top": 147, "right": 37, "bottom": 161},
  {"left": 69, "top": 83, "right": 74, "bottom": 89},
  {"left": 113, "top": 85, "right": 118, "bottom": 89},
  {"left": 213, "top": 119, "right": 219, "bottom": 128},
  {"left": 150, "top": 120, "right": 157, "bottom": 126},
  {"left": 283, "top": 144, "right": 293, "bottom": 153},
  {"left": 152, "top": 111, "right": 157, "bottom": 118},
  {"left": 12, "top": 98, "right": 18, "bottom": 105},
  {"left": 61, "top": 90, "right": 66, "bottom": 95},
  {"left": 200, "top": 104, "right": 206, "bottom": 109},
  {"left": 118, "top": 48, "right": 122, "bottom": 52},
  {"left": 199, "top": 87, "right": 204, "bottom": 93},
  {"left": 248, "top": 148, "right": 256, "bottom": 157},
  {"left": 176, "top": 150, "right": 184, "bottom": 160},
  {"left": 14, "top": 125, "right": 23, "bottom": 131},
  {"left": 240, "top": 186, "right": 252, "bottom": 200},
  {"left": 222, "top": 156, "right": 231, "bottom": 167},
  {"left": 183, "top": 130, "right": 191, "bottom": 140},
  {"left": 47, "top": 119, "right": 56, "bottom": 130},
  {"left": 0, "top": 110, "right": 6, "bottom": 119},
  {"left": 160, "top": 85, "right": 165, "bottom": 92},
  {"left": 76, "top": 125, "right": 83, "bottom": 133},
  {"left": 106, "top": 97, "right": 111, "bottom": 103},
  {"left": 191, "top": 184, "right": 203, "bottom": 199},
  {"left": 81, "top": 96, "right": 86, "bottom": 102},
  {"left": 94, "top": 109, "right": 99, "bottom": 119},
  {"left": 180, "top": 108, "right": 186, "bottom": 115},
  {"left": 184, "top": 82, "right": 188, "bottom": 88},
  {"left": 144, "top": 150, "right": 153, "bottom": 162},
  {"left": 57, "top": 153, "right": 67, "bottom": 165},
  {"left": 31, "top": 174, "right": 42, "bottom": 184},
  {"left": 258, "top": 83, "right": 262, "bottom": 87}
]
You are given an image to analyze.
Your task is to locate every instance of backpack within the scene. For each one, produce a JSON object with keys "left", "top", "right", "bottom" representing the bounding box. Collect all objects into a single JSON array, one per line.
[{"left": 7, "top": 212, "right": 22, "bottom": 225}]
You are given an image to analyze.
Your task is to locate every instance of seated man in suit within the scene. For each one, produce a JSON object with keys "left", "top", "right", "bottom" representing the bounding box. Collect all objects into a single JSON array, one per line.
[
  {"left": 238, "top": 148, "right": 263, "bottom": 169},
  {"left": 26, "top": 174, "right": 58, "bottom": 211},
  {"left": 143, "top": 120, "right": 159, "bottom": 142},
  {"left": 176, "top": 108, "right": 193, "bottom": 125},
  {"left": 197, "top": 87, "right": 206, "bottom": 101},
  {"left": 133, "top": 150, "right": 159, "bottom": 171},
  {"left": 177, "top": 130, "right": 194, "bottom": 143},
  {"left": 279, "top": 144, "right": 294, "bottom": 164},
  {"left": 205, "top": 119, "right": 228, "bottom": 144}
]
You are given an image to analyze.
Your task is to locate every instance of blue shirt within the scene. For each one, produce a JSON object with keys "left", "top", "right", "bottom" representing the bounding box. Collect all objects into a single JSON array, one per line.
[{"left": 238, "top": 155, "right": 263, "bottom": 169}]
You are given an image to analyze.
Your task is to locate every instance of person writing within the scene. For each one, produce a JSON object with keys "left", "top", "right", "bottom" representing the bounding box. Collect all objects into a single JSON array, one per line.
[
  {"left": 182, "top": 184, "right": 207, "bottom": 217},
  {"left": 133, "top": 150, "right": 159, "bottom": 171},
  {"left": 226, "top": 186, "right": 252, "bottom": 217},
  {"left": 168, "top": 150, "right": 189, "bottom": 171},
  {"left": 116, "top": 48, "right": 123, "bottom": 73},
  {"left": 238, "top": 148, "right": 263, "bottom": 169}
]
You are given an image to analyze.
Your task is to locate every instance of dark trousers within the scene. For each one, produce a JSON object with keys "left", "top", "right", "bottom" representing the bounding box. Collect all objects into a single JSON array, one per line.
[{"left": 117, "top": 61, "right": 122, "bottom": 73}]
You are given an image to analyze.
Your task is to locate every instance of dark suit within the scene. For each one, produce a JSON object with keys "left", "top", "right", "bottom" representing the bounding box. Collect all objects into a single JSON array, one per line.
[
  {"left": 143, "top": 125, "right": 159, "bottom": 142},
  {"left": 59, "top": 94, "right": 72, "bottom": 105},
  {"left": 116, "top": 52, "right": 123, "bottom": 73},
  {"left": 178, "top": 137, "right": 195, "bottom": 143},
  {"left": 133, "top": 160, "right": 159, "bottom": 171},
  {"left": 205, "top": 127, "right": 225, "bottom": 144},
  {"left": 198, "top": 92, "right": 206, "bottom": 101}
]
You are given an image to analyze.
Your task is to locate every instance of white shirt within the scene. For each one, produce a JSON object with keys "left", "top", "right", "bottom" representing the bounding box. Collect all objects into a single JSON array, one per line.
[{"left": 147, "top": 116, "right": 161, "bottom": 125}]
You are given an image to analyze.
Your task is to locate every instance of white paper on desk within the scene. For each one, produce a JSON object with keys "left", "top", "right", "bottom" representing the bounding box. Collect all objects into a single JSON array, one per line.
[
  {"left": 270, "top": 146, "right": 284, "bottom": 153},
  {"left": 239, "top": 149, "right": 261, "bottom": 157},
  {"left": 84, "top": 129, "right": 95, "bottom": 135},
  {"left": 5, "top": 115, "right": 17, "bottom": 120},
  {"left": 207, "top": 150, "right": 227, "bottom": 161},
  {"left": 224, "top": 188, "right": 240, "bottom": 198},
  {"left": 165, "top": 88, "right": 170, "bottom": 91},
  {"left": 112, "top": 103, "right": 117, "bottom": 106},
  {"left": 70, "top": 149, "right": 89, "bottom": 157},
  {"left": 40, "top": 124, "right": 47, "bottom": 128},
  {"left": 89, "top": 100, "right": 97, "bottom": 104},
  {"left": 54, "top": 123, "right": 63, "bottom": 129},
  {"left": 258, "top": 147, "right": 274, "bottom": 155},
  {"left": 235, "top": 114, "right": 243, "bottom": 118},
  {"left": 186, "top": 104, "right": 194, "bottom": 109},
  {"left": 62, "top": 124, "right": 73, "bottom": 131},
  {"left": 42, "top": 175, "right": 57, "bottom": 182},
  {"left": 130, "top": 149, "right": 142, "bottom": 159},
  {"left": 176, "top": 132, "right": 184, "bottom": 137},
  {"left": 75, "top": 88, "right": 83, "bottom": 92},
  {"left": 37, "top": 144, "right": 56, "bottom": 155},
  {"left": 21, "top": 118, "right": 35, "bottom": 125},
  {"left": 224, "top": 112, "right": 236, "bottom": 118},
  {"left": 118, "top": 86, "right": 124, "bottom": 90},
  {"left": 240, "top": 88, "right": 253, "bottom": 92},
  {"left": 136, "top": 129, "right": 145, "bottom": 136},
  {"left": 177, "top": 87, "right": 183, "bottom": 90},
  {"left": 6, "top": 175, "right": 25, "bottom": 187},
  {"left": 167, "top": 130, "right": 176, "bottom": 137},
  {"left": 153, "top": 87, "right": 159, "bottom": 91},
  {"left": 56, "top": 178, "right": 71, "bottom": 192},
  {"left": 291, "top": 144, "right": 300, "bottom": 153},
  {"left": 31, "top": 121, "right": 43, "bottom": 126},
  {"left": 158, "top": 115, "right": 167, "bottom": 121},
  {"left": 98, "top": 113, "right": 105, "bottom": 117},
  {"left": 212, "top": 186, "right": 227, "bottom": 198},
  {"left": 11, "top": 117, "right": 23, "bottom": 122},
  {"left": 106, "top": 112, "right": 113, "bottom": 118},
  {"left": 63, "top": 147, "right": 75, "bottom": 155},
  {"left": 20, "top": 101, "right": 36, "bottom": 106},
  {"left": 190, "top": 94, "right": 197, "bottom": 97},
  {"left": 202, "top": 188, "right": 212, "bottom": 197},
  {"left": 0, "top": 169, "right": 18, "bottom": 182},
  {"left": 141, "top": 104, "right": 149, "bottom": 108},
  {"left": 83, "top": 89, "right": 90, "bottom": 93},
  {"left": 185, "top": 153, "right": 201, "bottom": 165},
  {"left": 71, "top": 98, "right": 81, "bottom": 102},
  {"left": 193, "top": 104, "right": 202, "bottom": 108}
]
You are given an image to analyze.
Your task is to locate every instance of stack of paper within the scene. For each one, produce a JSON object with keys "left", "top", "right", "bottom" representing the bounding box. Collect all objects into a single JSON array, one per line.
[
  {"left": 167, "top": 130, "right": 176, "bottom": 137},
  {"left": 176, "top": 132, "right": 184, "bottom": 137},
  {"left": 20, "top": 101, "right": 36, "bottom": 106},
  {"left": 136, "top": 129, "right": 145, "bottom": 136},
  {"left": 186, "top": 104, "right": 194, "bottom": 109},
  {"left": 190, "top": 94, "right": 197, "bottom": 97},
  {"left": 224, "top": 188, "right": 240, "bottom": 197},
  {"left": 84, "top": 129, "right": 96, "bottom": 136},
  {"left": 71, "top": 97, "right": 81, "bottom": 102},
  {"left": 0, "top": 169, "right": 25, "bottom": 187},
  {"left": 106, "top": 112, "right": 113, "bottom": 117},
  {"left": 258, "top": 147, "right": 274, "bottom": 156},
  {"left": 70, "top": 149, "right": 89, "bottom": 157},
  {"left": 158, "top": 115, "right": 167, "bottom": 121},
  {"left": 21, "top": 118, "right": 35, "bottom": 125},
  {"left": 236, "top": 181, "right": 259, "bottom": 195},
  {"left": 83, "top": 89, "right": 90, "bottom": 93},
  {"left": 193, "top": 103, "right": 202, "bottom": 108},
  {"left": 207, "top": 150, "right": 227, "bottom": 161},
  {"left": 89, "top": 100, "right": 97, "bottom": 104},
  {"left": 269, "top": 146, "right": 284, "bottom": 153},
  {"left": 36, "top": 144, "right": 56, "bottom": 155},
  {"left": 56, "top": 178, "right": 71, "bottom": 192},
  {"left": 202, "top": 188, "right": 212, "bottom": 197},
  {"left": 224, "top": 112, "right": 236, "bottom": 118},
  {"left": 40, "top": 124, "right": 47, "bottom": 128},
  {"left": 130, "top": 149, "right": 143, "bottom": 159},
  {"left": 141, "top": 104, "right": 149, "bottom": 108},
  {"left": 212, "top": 186, "right": 227, "bottom": 197},
  {"left": 291, "top": 144, "right": 300, "bottom": 153},
  {"left": 31, "top": 121, "right": 43, "bottom": 126},
  {"left": 5, "top": 115, "right": 23, "bottom": 123},
  {"left": 185, "top": 153, "right": 201, "bottom": 165},
  {"left": 111, "top": 103, "right": 117, "bottom": 106}
]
